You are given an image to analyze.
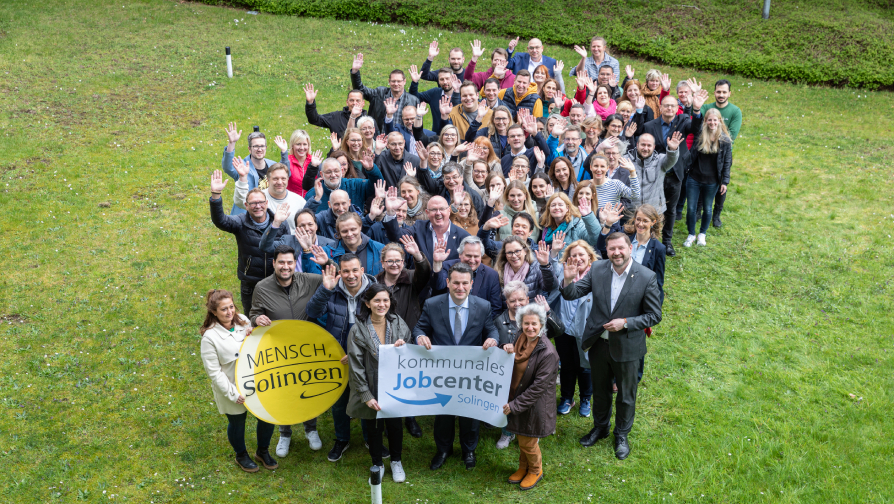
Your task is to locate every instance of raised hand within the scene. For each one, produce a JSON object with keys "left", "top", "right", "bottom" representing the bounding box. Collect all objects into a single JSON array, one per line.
[
  {"left": 452, "top": 187, "right": 465, "bottom": 208},
  {"left": 660, "top": 73, "right": 672, "bottom": 91},
  {"left": 534, "top": 294, "right": 550, "bottom": 312},
  {"left": 470, "top": 39, "right": 485, "bottom": 60},
  {"left": 487, "top": 186, "right": 503, "bottom": 206},
  {"left": 522, "top": 113, "right": 538, "bottom": 136},
  {"left": 351, "top": 53, "right": 364, "bottom": 72},
  {"left": 666, "top": 130, "right": 683, "bottom": 151},
  {"left": 384, "top": 186, "right": 403, "bottom": 215},
  {"left": 543, "top": 184, "right": 555, "bottom": 198},
  {"left": 535, "top": 242, "right": 551, "bottom": 266},
  {"left": 466, "top": 145, "right": 481, "bottom": 163},
  {"left": 433, "top": 238, "right": 451, "bottom": 264},
  {"left": 583, "top": 75, "right": 597, "bottom": 94},
  {"left": 311, "top": 150, "right": 324, "bottom": 167},
  {"left": 551, "top": 116, "right": 568, "bottom": 138},
  {"left": 303, "top": 83, "right": 318, "bottom": 103},
  {"left": 484, "top": 214, "right": 509, "bottom": 231},
  {"left": 552, "top": 230, "right": 566, "bottom": 251},
  {"left": 492, "top": 62, "right": 507, "bottom": 79},
  {"left": 274, "top": 135, "right": 288, "bottom": 153},
  {"left": 439, "top": 94, "right": 453, "bottom": 118},
  {"left": 295, "top": 227, "right": 314, "bottom": 251},
  {"left": 533, "top": 146, "right": 545, "bottom": 167},
  {"left": 225, "top": 121, "right": 241, "bottom": 145},
  {"left": 350, "top": 104, "right": 363, "bottom": 119},
  {"left": 403, "top": 161, "right": 416, "bottom": 178},
  {"left": 600, "top": 202, "right": 623, "bottom": 227},
  {"left": 573, "top": 44, "right": 588, "bottom": 59},
  {"left": 329, "top": 132, "right": 342, "bottom": 152},
  {"left": 361, "top": 149, "right": 375, "bottom": 170},
  {"left": 563, "top": 259, "right": 579, "bottom": 284},
  {"left": 477, "top": 99, "right": 490, "bottom": 118},
  {"left": 414, "top": 141, "right": 428, "bottom": 165},
  {"left": 624, "top": 120, "right": 638, "bottom": 138},
  {"left": 409, "top": 64, "right": 421, "bottom": 83},
  {"left": 692, "top": 88, "right": 709, "bottom": 111},
  {"left": 313, "top": 177, "right": 324, "bottom": 201},
  {"left": 625, "top": 65, "right": 635, "bottom": 80},
  {"left": 574, "top": 74, "right": 588, "bottom": 91},
  {"left": 578, "top": 195, "right": 592, "bottom": 216},
  {"left": 321, "top": 263, "right": 339, "bottom": 289},
  {"left": 635, "top": 95, "right": 646, "bottom": 110},
  {"left": 272, "top": 202, "right": 290, "bottom": 226},
  {"left": 400, "top": 235, "right": 421, "bottom": 259},
  {"left": 454, "top": 141, "right": 471, "bottom": 153},
  {"left": 375, "top": 134, "right": 387, "bottom": 152},
  {"left": 618, "top": 156, "right": 636, "bottom": 177},
  {"left": 374, "top": 179, "right": 387, "bottom": 199},
  {"left": 686, "top": 77, "right": 703, "bottom": 95},
  {"left": 609, "top": 74, "right": 619, "bottom": 87},
  {"left": 232, "top": 156, "right": 250, "bottom": 179},
  {"left": 553, "top": 60, "right": 564, "bottom": 76},
  {"left": 428, "top": 40, "right": 440, "bottom": 60},
  {"left": 507, "top": 36, "right": 520, "bottom": 52},
  {"left": 210, "top": 169, "right": 228, "bottom": 193},
  {"left": 384, "top": 96, "right": 398, "bottom": 117},
  {"left": 368, "top": 196, "right": 384, "bottom": 219},
  {"left": 311, "top": 244, "right": 332, "bottom": 266},
  {"left": 451, "top": 74, "right": 462, "bottom": 94},
  {"left": 416, "top": 101, "right": 429, "bottom": 117}
]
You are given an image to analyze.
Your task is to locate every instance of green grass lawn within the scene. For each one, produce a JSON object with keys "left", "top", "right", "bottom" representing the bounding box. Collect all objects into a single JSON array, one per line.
[{"left": 1, "top": 1, "right": 893, "bottom": 502}]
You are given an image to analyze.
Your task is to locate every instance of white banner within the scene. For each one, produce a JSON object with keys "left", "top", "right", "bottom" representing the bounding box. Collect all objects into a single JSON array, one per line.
[{"left": 376, "top": 344, "right": 514, "bottom": 427}]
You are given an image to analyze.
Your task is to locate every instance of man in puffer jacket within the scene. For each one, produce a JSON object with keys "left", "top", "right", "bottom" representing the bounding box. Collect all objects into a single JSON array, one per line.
[
  {"left": 497, "top": 70, "right": 543, "bottom": 120},
  {"left": 209, "top": 170, "right": 287, "bottom": 315}
]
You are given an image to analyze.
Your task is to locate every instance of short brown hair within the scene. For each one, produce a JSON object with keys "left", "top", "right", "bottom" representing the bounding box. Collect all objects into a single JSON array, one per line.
[
  {"left": 268, "top": 162, "right": 289, "bottom": 178},
  {"left": 606, "top": 232, "right": 632, "bottom": 246},
  {"left": 335, "top": 212, "right": 362, "bottom": 231},
  {"left": 245, "top": 188, "right": 266, "bottom": 204}
]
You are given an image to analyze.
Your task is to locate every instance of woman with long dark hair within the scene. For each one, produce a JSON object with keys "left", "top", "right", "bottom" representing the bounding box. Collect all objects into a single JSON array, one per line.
[
  {"left": 199, "top": 289, "right": 277, "bottom": 473},
  {"left": 346, "top": 283, "right": 413, "bottom": 483}
]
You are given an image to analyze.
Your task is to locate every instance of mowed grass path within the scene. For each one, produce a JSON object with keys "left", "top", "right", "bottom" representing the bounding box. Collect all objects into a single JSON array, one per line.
[{"left": 0, "top": 1, "right": 892, "bottom": 502}]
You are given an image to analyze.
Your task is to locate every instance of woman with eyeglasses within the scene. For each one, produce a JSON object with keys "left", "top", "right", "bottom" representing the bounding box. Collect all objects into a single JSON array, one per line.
[
  {"left": 467, "top": 105, "right": 514, "bottom": 158},
  {"left": 580, "top": 118, "right": 603, "bottom": 155},
  {"left": 495, "top": 236, "right": 555, "bottom": 298},
  {"left": 355, "top": 116, "right": 378, "bottom": 152},
  {"left": 329, "top": 149, "right": 362, "bottom": 180},
  {"left": 425, "top": 142, "right": 447, "bottom": 179}
]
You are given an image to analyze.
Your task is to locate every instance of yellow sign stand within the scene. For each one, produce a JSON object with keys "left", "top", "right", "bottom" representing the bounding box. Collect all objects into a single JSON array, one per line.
[{"left": 235, "top": 320, "right": 348, "bottom": 425}]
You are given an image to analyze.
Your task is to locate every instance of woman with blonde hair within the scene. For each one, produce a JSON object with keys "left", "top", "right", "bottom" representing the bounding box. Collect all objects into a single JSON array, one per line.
[
  {"left": 684, "top": 107, "right": 732, "bottom": 247},
  {"left": 580, "top": 117, "right": 603, "bottom": 155},
  {"left": 334, "top": 128, "right": 367, "bottom": 179},
  {"left": 286, "top": 129, "right": 321, "bottom": 197},
  {"left": 538, "top": 192, "right": 599, "bottom": 253},
  {"left": 398, "top": 176, "right": 430, "bottom": 227},
  {"left": 498, "top": 180, "right": 540, "bottom": 240},
  {"left": 450, "top": 190, "right": 481, "bottom": 236},
  {"left": 200, "top": 289, "right": 277, "bottom": 473},
  {"left": 640, "top": 69, "right": 664, "bottom": 118}
]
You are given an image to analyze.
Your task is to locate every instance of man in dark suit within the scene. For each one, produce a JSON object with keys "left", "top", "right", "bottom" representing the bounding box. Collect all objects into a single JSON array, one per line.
[
  {"left": 636, "top": 94, "right": 704, "bottom": 257},
  {"left": 413, "top": 262, "right": 502, "bottom": 471},
  {"left": 382, "top": 195, "right": 470, "bottom": 266},
  {"left": 430, "top": 236, "right": 503, "bottom": 318},
  {"left": 560, "top": 233, "right": 662, "bottom": 460},
  {"left": 505, "top": 37, "right": 557, "bottom": 77}
]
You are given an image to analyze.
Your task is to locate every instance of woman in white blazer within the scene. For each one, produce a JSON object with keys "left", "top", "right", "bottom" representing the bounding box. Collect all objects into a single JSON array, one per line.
[{"left": 199, "top": 289, "right": 277, "bottom": 473}]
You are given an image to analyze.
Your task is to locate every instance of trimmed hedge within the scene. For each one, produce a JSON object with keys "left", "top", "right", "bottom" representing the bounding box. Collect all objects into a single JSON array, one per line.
[{"left": 198, "top": 0, "right": 894, "bottom": 88}]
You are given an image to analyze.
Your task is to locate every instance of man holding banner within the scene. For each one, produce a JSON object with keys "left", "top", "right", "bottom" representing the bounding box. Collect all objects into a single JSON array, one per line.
[{"left": 412, "top": 262, "right": 504, "bottom": 470}]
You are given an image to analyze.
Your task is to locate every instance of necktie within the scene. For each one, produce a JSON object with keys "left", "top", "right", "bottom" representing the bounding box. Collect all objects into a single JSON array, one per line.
[{"left": 453, "top": 307, "right": 463, "bottom": 344}]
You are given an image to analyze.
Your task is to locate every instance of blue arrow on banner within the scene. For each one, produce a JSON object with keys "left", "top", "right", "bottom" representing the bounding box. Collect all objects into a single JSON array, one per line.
[{"left": 386, "top": 392, "right": 452, "bottom": 407}]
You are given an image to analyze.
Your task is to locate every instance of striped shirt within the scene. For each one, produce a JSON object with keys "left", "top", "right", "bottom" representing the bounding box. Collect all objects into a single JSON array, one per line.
[{"left": 595, "top": 177, "right": 640, "bottom": 206}]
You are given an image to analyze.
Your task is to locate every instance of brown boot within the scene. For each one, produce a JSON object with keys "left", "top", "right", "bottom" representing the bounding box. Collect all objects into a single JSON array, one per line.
[
  {"left": 508, "top": 467, "right": 527, "bottom": 484},
  {"left": 520, "top": 471, "right": 543, "bottom": 490}
]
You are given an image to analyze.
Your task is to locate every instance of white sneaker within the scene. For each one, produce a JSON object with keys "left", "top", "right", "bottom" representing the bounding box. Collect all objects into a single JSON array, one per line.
[
  {"left": 683, "top": 235, "right": 696, "bottom": 247},
  {"left": 697, "top": 233, "right": 707, "bottom": 246},
  {"left": 306, "top": 430, "right": 323, "bottom": 451},
  {"left": 275, "top": 436, "right": 291, "bottom": 458},
  {"left": 496, "top": 433, "right": 516, "bottom": 449},
  {"left": 390, "top": 461, "right": 406, "bottom": 483}
]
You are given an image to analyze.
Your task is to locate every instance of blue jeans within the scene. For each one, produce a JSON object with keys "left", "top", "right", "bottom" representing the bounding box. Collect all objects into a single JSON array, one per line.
[
  {"left": 686, "top": 177, "right": 719, "bottom": 235},
  {"left": 226, "top": 412, "right": 275, "bottom": 455}
]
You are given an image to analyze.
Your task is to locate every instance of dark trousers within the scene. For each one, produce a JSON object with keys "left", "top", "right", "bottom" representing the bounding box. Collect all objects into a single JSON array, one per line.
[
  {"left": 226, "top": 412, "right": 275, "bottom": 455},
  {"left": 368, "top": 417, "right": 403, "bottom": 466},
  {"left": 331, "top": 386, "right": 353, "bottom": 442},
  {"left": 588, "top": 339, "right": 639, "bottom": 436},
  {"left": 240, "top": 280, "right": 257, "bottom": 317},
  {"left": 279, "top": 418, "right": 318, "bottom": 437},
  {"left": 696, "top": 184, "right": 728, "bottom": 218},
  {"left": 554, "top": 333, "right": 592, "bottom": 401},
  {"left": 686, "top": 178, "right": 720, "bottom": 235},
  {"left": 433, "top": 415, "right": 480, "bottom": 454},
  {"left": 675, "top": 172, "right": 689, "bottom": 217},
  {"left": 662, "top": 173, "right": 684, "bottom": 244}
]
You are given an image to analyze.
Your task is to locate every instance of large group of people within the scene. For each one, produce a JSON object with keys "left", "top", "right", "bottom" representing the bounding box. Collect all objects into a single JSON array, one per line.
[{"left": 200, "top": 34, "right": 742, "bottom": 490}]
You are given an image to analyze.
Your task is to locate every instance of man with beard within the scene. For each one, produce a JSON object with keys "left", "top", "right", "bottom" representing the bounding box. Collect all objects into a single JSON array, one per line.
[
  {"left": 411, "top": 161, "right": 485, "bottom": 218},
  {"left": 448, "top": 80, "right": 491, "bottom": 140},
  {"left": 464, "top": 40, "right": 515, "bottom": 91},
  {"left": 350, "top": 53, "right": 420, "bottom": 132},
  {"left": 499, "top": 118, "right": 549, "bottom": 177},
  {"left": 233, "top": 161, "right": 305, "bottom": 233},
  {"left": 249, "top": 245, "right": 326, "bottom": 458},
  {"left": 562, "top": 233, "right": 662, "bottom": 460},
  {"left": 384, "top": 99, "right": 425, "bottom": 156},
  {"left": 418, "top": 40, "right": 466, "bottom": 82},
  {"left": 302, "top": 154, "right": 384, "bottom": 210},
  {"left": 497, "top": 70, "right": 543, "bottom": 119},
  {"left": 409, "top": 66, "right": 461, "bottom": 134},
  {"left": 304, "top": 85, "right": 373, "bottom": 139},
  {"left": 374, "top": 132, "right": 421, "bottom": 189}
]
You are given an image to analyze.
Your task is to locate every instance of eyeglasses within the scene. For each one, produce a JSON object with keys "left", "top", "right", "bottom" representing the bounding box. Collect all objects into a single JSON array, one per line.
[
  {"left": 505, "top": 249, "right": 525, "bottom": 257},
  {"left": 251, "top": 144, "right": 266, "bottom": 150},
  {"left": 247, "top": 201, "right": 267, "bottom": 207},
  {"left": 428, "top": 207, "right": 449, "bottom": 214},
  {"left": 383, "top": 259, "right": 403, "bottom": 266}
]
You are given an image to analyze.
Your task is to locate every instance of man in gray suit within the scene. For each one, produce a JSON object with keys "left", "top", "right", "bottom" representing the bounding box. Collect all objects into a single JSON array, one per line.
[
  {"left": 560, "top": 233, "right": 662, "bottom": 460},
  {"left": 413, "top": 262, "right": 503, "bottom": 471}
]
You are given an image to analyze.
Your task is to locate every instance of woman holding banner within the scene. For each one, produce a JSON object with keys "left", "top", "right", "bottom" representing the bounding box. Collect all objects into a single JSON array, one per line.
[
  {"left": 503, "top": 300, "right": 562, "bottom": 491},
  {"left": 199, "top": 289, "right": 278, "bottom": 473},
  {"left": 346, "top": 283, "right": 412, "bottom": 483}
]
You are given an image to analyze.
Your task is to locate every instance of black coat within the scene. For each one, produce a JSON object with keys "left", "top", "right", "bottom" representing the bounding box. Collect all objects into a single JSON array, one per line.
[
  {"left": 688, "top": 114, "right": 733, "bottom": 185},
  {"left": 305, "top": 102, "right": 373, "bottom": 139},
  {"left": 638, "top": 113, "right": 699, "bottom": 180},
  {"left": 209, "top": 197, "right": 286, "bottom": 283}
]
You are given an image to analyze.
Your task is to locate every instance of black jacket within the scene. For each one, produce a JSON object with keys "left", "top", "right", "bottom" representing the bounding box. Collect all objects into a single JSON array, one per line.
[
  {"left": 689, "top": 114, "right": 733, "bottom": 186},
  {"left": 350, "top": 70, "right": 420, "bottom": 133},
  {"left": 209, "top": 197, "right": 286, "bottom": 283},
  {"left": 639, "top": 113, "right": 698, "bottom": 180},
  {"left": 305, "top": 102, "right": 373, "bottom": 139}
]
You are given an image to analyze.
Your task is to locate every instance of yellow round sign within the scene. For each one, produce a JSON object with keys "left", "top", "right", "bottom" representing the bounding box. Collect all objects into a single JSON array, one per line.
[{"left": 236, "top": 320, "right": 348, "bottom": 425}]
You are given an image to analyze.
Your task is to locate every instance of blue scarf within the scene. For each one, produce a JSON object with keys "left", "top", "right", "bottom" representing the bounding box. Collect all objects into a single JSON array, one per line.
[{"left": 542, "top": 221, "right": 569, "bottom": 245}]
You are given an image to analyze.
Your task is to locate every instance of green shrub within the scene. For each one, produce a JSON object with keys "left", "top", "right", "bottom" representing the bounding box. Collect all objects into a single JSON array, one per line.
[{"left": 197, "top": 0, "right": 894, "bottom": 88}]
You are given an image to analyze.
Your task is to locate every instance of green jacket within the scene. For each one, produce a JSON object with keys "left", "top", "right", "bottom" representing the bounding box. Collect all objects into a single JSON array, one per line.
[{"left": 345, "top": 314, "right": 413, "bottom": 420}]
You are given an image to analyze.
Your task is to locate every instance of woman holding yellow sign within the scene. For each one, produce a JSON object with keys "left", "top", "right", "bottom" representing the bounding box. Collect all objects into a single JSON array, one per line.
[
  {"left": 346, "top": 284, "right": 412, "bottom": 483},
  {"left": 199, "top": 289, "right": 278, "bottom": 473}
]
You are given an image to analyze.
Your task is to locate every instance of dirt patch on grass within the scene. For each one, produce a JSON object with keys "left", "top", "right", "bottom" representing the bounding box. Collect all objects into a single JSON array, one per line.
[{"left": 1, "top": 314, "right": 28, "bottom": 324}]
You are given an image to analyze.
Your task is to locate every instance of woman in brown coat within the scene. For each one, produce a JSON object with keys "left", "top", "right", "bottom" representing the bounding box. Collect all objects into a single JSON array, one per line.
[{"left": 502, "top": 300, "right": 562, "bottom": 490}]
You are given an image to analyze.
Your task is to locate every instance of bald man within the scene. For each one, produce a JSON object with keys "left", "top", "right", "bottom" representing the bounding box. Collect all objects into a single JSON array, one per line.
[
  {"left": 505, "top": 37, "right": 558, "bottom": 77},
  {"left": 312, "top": 189, "right": 356, "bottom": 241},
  {"left": 383, "top": 195, "right": 470, "bottom": 267}
]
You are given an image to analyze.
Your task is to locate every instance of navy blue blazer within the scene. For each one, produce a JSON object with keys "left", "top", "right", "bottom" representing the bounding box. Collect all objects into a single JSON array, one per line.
[
  {"left": 431, "top": 259, "right": 503, "bottom": 319},
  {"left": 412, "top": 293, "right": 499, "bottom": 346},
  {"left": 506, "top": 52, "right": 557, "bottom": 78},
  {"left": 596, "top": 223, "right": 666, "bottom": 304},
  {"left": 383, "top": 218, "right": 470, "bottom": 265}
]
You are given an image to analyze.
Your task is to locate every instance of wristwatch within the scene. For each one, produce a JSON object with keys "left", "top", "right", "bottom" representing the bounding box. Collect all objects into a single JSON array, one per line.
[{"left": 623, "top": 318, "right": 628, "bottom": 329}]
